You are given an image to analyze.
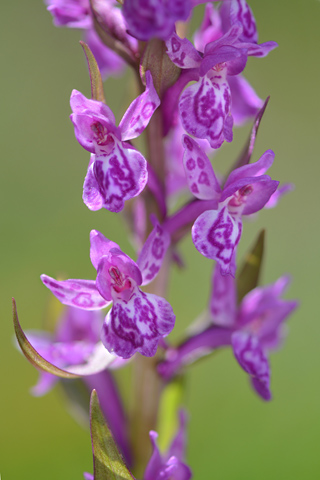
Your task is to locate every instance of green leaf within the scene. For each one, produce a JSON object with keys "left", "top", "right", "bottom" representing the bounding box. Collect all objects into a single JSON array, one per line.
[
  {"left": 140, "top": 38, "right": 181, "bottom": 97},
  {"left": 12, "top": 298, "right": 78, "bottom": 379},
  {"left": 236, "top": 229, "right": 265, "bottom": 304},
  {"left": 90, "top": 389, "right": 135, "bottom": 480},
  {"left": 80, "top": 41, "right": 106, "bottom": 103},
  {"left": 157, "top": 376, "right": 185, "bottom": 452}
]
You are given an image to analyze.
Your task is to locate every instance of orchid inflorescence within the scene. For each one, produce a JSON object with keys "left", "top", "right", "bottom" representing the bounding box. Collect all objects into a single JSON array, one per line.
[{"left": 14, "top": 1, "right": 298, "bottom": 478}]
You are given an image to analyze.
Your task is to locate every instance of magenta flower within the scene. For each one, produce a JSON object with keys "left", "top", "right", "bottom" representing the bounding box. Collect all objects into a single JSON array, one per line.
[
  {"left": 144, "top": 411, "right": 192, "bottom": 480},
  {"left": 182, "top": 135, "right": 278, "bottom": 274},
  {"left": 122, "top": 0, "right": 193, "bottom": 41},
  {"left": 159, "top": 267, "right": 298, "bottom": 401},
  {"left": 164, "top": 1, "right": 277, "bottom": 146},
  {"left": 70, "top": 71, "right": 160, "bottom": 212},
  {"left": 41, "top": 224, "right": 175, "bottom": 359}
]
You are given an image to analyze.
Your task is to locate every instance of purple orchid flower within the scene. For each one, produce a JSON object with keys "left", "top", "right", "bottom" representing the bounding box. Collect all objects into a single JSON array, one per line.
[
  {"left": 24, "top": 306, "right": 131, "bottom": 464},
  {"left": 164, "top": 2, "right": 277, "bottom": 146},
  {"left": 193, "top": 2, "right": 264, "bottom": 126},
  {"left": 122, "top": 0, "right": 202, "bottom": 42},
  {"left": 45, "top": 0, "right": 128, "bottom": 78},
  {"left": 144, "top": 411, "right": 192, "bottom": 480},
  {"left": 70, "top": 71, "right": 160, "bottom": 212},
  {"left": 182, "top": 135, "right": 279, "bottom": 274},
  {"left": 41, "top": 224, "right": 175, "bottom": 359},
  {"left": 159, "top": 265, "right": 298, "bottom": 401}
]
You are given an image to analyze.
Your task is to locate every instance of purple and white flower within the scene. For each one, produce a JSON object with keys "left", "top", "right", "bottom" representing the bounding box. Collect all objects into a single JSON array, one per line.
[
  {"left": 41, "top": 224, "right": 174, "bottom": 359},
  {"left": 70, "top": 71, "right": 160, "bottom": 212},
  {"left": 164, "top": 0, "right": 277, "bottom": 145},
  {"left": 122, "top": 0, "right": 195, "bottom": 42},
  {"left": 159, "top": 268, "right": 298, "bottom": 401},
  {"left": 182, "top": 136, "right": 279, "bottom": 274}
]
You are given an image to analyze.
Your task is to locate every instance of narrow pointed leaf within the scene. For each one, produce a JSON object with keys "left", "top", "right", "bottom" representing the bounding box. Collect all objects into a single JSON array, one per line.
[
  {"left": 236, "top": 229, "right": 265, "bottom": 303},
  {"left": 13, "top": 299, "right": 118, "bottom": 378},
  {"left": 13, "top": 298, "right": 77, "bottom": 379},
  {"left": 90, "top": 390, "right": 135, "bottom": 480},
  {"left": 225, "top": 97, "right": 270, "bottom": 181},
  {"left": 80, "top": 41, "right": 105, "bottom": 103}
]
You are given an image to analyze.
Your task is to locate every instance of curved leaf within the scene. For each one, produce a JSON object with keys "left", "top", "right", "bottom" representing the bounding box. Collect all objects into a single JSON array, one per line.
[
  {"left": 13, "top": 299, "right": 119, "bottom": 378},
  {"left": 236, "top": 229, "right": 265, "bottom": 303},
  {"left": 80, "top": 41, "right": 106, "bottom": 103},
  {"left": 90, "top": 390, "right": 135, "bottom": 480}
]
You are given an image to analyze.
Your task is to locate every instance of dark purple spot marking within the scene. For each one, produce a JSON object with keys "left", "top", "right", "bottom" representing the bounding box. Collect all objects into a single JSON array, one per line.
[
  {"left": 184, "top": 136, "right": 193, "bottom": 151},
  {"left": 186, "top": 158, "right": 195, "bottom": 170},
  {"left": 142, "top": 102, "right": 155, "bottom": 119},
  {"left": 197, "top": 156, "right": 205, "bottom": 169},
  {"left": 198, "top": 171, "right": 210, "bottom": 186},
  {"left": 171, "top": 37, "right": 181, "bottom": 53},
  {"left": 151, "top": 237, "right": 164, "bottom": 259},
  {"left": 191, "top": 183, "right": 199, "bottom": 194},
  {"left": 72, "top": 293, "right": 94, "bottom": 308}
]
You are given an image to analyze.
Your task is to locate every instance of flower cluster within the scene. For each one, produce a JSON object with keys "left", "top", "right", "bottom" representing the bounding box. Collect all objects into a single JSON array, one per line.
[{"left": 14, "top": 1, "right": 297, "bottom": 478}]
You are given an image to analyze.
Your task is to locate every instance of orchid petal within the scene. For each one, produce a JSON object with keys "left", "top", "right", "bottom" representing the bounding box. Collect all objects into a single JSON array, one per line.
[
  {"left": 232, "top": 331, "right": 271, "bottom": 400},
  {"left": 224, "top": 149, "right": 275, "bottom": 188},
  {"left": 182, "top": 135, "right": 221, "bottom": 200},
  {"left": 200, "top": 45, "right": 247, "bottom": 77},
  {"left": 70, "top": 90, "right": 118, "bottom": 152},
  {"left": 137, "top": 220, "right": 171, "bottom": 286},
  {"left": 122, "top": 0, "right": 192, "bottom": 41},
  {"left": 179, "top": 74, "right": 233, "bottom": 149},
  {"left": 210, "top": 261, "right": 237, "bottom": 326},
  {"left": 204, "top": 24, "right": 243, "bottom": 52},
  {"left": 90, "top": 230, "right": 120, "bottom": 270},
  {"left": 245, "top": 41, "right": 278, "bottom": 58},
  {"left": 192, "top": 207, "right": 242, "bottom": 275},
  {"left": 92, "top": 141, "right": 148, "bottom": 213},
  {"left": 221, "top": 175, "right": 279, "bottom": 216},
  {"left": 229, "top": 0, "right": 258, "bottom": 44},
  {"left": 144, "top": 432, "right": 163, "bottom": 480},
  {"left": 83, "top": 158, "right": 105, "bottom": 211},
  {"left": 96, "top": 255, "right": 141, "bottom": 302},
  {"left": 101, "top": 289, "right": 175, "bottom": 359},
  {"left": 265, "top": 183, "right": 294, "bottom": 209},
  {"left": 166, "top": 32, "right": 202, "bottom": 69},
  {"left": 119, "top": 71, "right": 160, "bottom": 141},
  {"left": 228, "top": 74, "right": 263, "bottom": 125},
  {"left": 41, "top": 275, "right": 110, "bottom": 310},
  {"left": 193, "top": 3, "right": 222, "bottom": 53}
]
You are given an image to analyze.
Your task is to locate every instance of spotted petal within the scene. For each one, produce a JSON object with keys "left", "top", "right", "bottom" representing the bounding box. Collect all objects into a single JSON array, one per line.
[
  {"left": 166, "top": 32, "right": 202, "bottom": 69},
  {"left": 210, "top": 261, "right": 237, "bottom": 326},
  {"left": 192, "top": 207, "right": 242, "bottom": 275},
  {"left": 137, "top": 220, "right": 171, "bottom": 286},
  {"left": 119, "top": 71, "right": 160, "bottom": 141},
  {"left": 232, "top": 331, "right": 271, "bottom": 400},
  {"left": 182, "top": 135, "right": 221, "bottom": 200},
  {"left": 101, "top": 288, "right": 175, "bottom": 358},
  {"left": 92, "top": 140, "right": 148, "bottom": 213},
  {"left": 41, "top": 274, "right": 110, "bottom": 310},
  {"left": 179, "top": 73, "right": 233, "bottom": 149}
]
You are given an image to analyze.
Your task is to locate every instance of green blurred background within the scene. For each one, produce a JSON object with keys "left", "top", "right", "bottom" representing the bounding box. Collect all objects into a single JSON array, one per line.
[{"left": 1, "top": 1, "right": 319, "bottom": 478}]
